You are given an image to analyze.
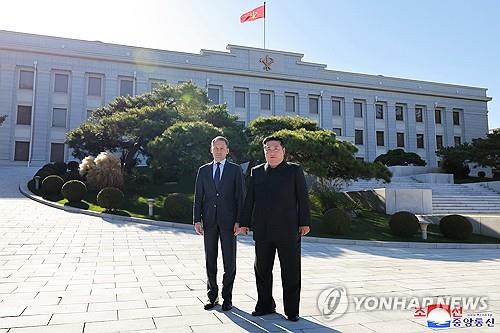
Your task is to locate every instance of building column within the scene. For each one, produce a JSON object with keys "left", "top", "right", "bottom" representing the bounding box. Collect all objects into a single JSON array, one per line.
[
  {"left": 321, "top": 94, "right": 332, "bottom": 130},
  {"left": 0, "top": 65, "right": 15, "bottom": 162},
  {"left": 69, "top": 72, "right": 86, "bottom": 128},
  {"left": 365, "top": 100, "right": 377, "bottom": 161},
  {"left": 344, "top": 97, "right": 355, "bottom": 139},
  {"left": 386, "top": 101, "right": 397, "bottom": 149},
  {"left": 298, "top": 93, "right": 308, "bottom": 117},
  {"left": 444, "top": 106, "right": 454, "bottom": 147},
  {"left": 31, "top": 67, "right": 50, "bottom": 165},
  {"left": 425, "top": 103, "right": 437, "bottom": 167},
  {"left": 248, "top": 88, "right": 260, "bottom": 123},
  {"left": 406, "top": 103, "right": 417, "bottom": 152}
]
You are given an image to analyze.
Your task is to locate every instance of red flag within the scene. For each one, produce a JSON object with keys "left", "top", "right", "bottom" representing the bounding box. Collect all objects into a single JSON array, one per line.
[{"left": 240, "top": 5, "right": 265, "bottom": 23}]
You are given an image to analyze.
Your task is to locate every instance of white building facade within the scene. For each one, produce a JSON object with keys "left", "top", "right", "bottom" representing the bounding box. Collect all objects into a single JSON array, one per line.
[{"left": 0, "top": 30, "right": 491, "bottom": 167}]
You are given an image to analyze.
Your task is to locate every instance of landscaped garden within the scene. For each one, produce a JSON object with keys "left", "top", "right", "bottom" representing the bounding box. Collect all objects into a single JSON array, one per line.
[{"left": 26, "top": 82, "right": 500, "bottom": 244}]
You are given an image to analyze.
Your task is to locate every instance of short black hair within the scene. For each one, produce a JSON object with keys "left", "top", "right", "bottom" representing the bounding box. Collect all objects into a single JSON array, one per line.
[
  {"left": 262, "top": 136, "right": 284, "bottom": 147},
  {"left": 211, "top": 136, "right": 229, "bottom": 147}
]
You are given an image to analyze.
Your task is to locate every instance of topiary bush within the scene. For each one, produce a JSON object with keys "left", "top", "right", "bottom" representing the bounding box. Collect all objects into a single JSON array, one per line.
[
  {"left": 439, "top": 215, "right": 473, "bottom": 240},
  {"left": 41, "top": 175, "right": 64, "bottom": 195},
  {"left": 53, "top": 162, "right": 68, "bottom": 175},
  {"left": 389, "top": 211, "right": 419, "bottom": 237},
  {"left": 64, "top": 171, "right": 84, "bottom": 182},
  {"left": 61, "top": 180, "right": 87, "bottom": 203},
  {"left": 67, "top": 161, "right": 80, "bottom": 172},
  {"left": 478, "top": 171, "right": 486, "bottom": 178},
  {"left": 164, "top": 193, "right": 193, "bottom": 222},
  {"left": 320, "top": 208, "right": 351, "bottom": 235},
  {"left": 97, "top": 187, "right": 124, "bottom": 212}
]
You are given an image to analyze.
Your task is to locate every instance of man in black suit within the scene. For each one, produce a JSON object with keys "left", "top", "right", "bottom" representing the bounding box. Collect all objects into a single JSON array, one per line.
[
  {"left": 240, "top": 136, "right": 310, "bottom": 322},
  {"left": 193, "top": 136, "right": 245, "bottom": 311}
]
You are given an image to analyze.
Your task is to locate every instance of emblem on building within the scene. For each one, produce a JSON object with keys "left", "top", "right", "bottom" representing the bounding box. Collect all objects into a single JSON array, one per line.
[{"left": 259, "top": 55, "right": 274, "bottom": 71}]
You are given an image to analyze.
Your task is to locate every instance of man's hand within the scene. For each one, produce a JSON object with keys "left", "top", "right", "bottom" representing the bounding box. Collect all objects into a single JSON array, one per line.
[
  {"left": 239, "top": 226, "right": 249, "bottom": 235},
  {"left": 194, "top": 222, "right": 203, "bottom": 235},
  {"left": 299, "top": 226, "right": 310, "bottom": 237},
  {"left": 233, "top": 223, "right": 242, "bottom": 236}
]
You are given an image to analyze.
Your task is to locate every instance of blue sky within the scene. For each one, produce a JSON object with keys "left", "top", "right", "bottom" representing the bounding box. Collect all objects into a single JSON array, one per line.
[{"left": 1, "top": 0, "right": 498, "bottom": 128}]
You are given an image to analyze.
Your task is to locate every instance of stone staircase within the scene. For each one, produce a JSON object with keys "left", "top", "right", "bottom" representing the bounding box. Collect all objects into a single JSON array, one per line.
[{"left": 342, "top": 177, "right": 500, "bottom": 214}]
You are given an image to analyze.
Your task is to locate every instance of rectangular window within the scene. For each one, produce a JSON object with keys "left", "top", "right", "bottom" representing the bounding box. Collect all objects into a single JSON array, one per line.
[
  {"left": 285, "top": 95, "right": 296, "bottom": 113},
  {"left": 396, "top": 105, "right": 404, "bottom": 121},
  {"left": 332, "top": 99, "right": 341, "bottom": 116},
  {"left": 52, "top": 108, "right": 67, "bottom": 127},
  {"left": 417, "top": 134, "right": 425, "bottom": 148},
  {"left": 14, "top": 141, "right": 30, "bottom": 161},
  {"left": 354, "top": 102, "right": 363, "bottom": 118},
  {"left": 16, "top": 105, "right": 32, "bottom": 125},
  {"left": 436, "top": 135, "right": 444, "bottom": 149},
  {"left": 19, "top": 70, "right": 34, "bottom": 90},
  {"left": 454, "top": 136, "right": 462, "bottom": 146},
  {"left": 235, "top": 90, "right": 246, "bottom": 108},
  {"left": 376, "top": 131, "right": 385, "bottom": 146},
  {"left": 355, "top": 129, "right": 364, "bottom": 145},
  {"left": 54, "top": 74, "right": 69, "bottom": 93},
  {"left": 332, "top": 127, "right": 342, "bottom": 136},
  {"left": 88, "top": 77, "right": 102, "bottom": 96},
  {"left": 435, "top": 109, "right": 442, "bottom": 124},
  {"left": 119, "top": 79, "right": 134, "bottom": 96},
  {"left": 397, "top": 132, "right": 405, "bottom": 147},
  {"left": 208, "top": 87, "right": 220, "bottom": 104},
  {"left": 261, "top": 92, "right": 271, "bottom": 110},
  {"left": 415, "top": 107, "right": 423, "bottom": 122},
  {"left": 376, "top": 104, "right": 384, "bottom": 119},
  {"left": 309, "top": 97, "right": 318, "bottom": 114},
  {"left": 453, "top": 111, "right": 460, "bottom": 125},
  {"left": 50, "top": 143, "right": 65, "bottom": 163}
]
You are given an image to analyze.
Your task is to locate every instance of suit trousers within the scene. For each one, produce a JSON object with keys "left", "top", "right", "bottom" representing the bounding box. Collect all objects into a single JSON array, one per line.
[
  {"left": 254, "top": 238, "right": 301, "bottom": 317},
  {"left": 203, "top": 225, "right": 236, "bottom": 303}
]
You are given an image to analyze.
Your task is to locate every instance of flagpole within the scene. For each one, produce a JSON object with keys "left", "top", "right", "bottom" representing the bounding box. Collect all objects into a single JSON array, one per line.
[{"left": 263, "top": 2, "right": 266, "bottom": 49}]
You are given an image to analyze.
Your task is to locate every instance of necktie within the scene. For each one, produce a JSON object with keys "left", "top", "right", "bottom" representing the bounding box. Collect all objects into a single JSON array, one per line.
[{"left": 214, "top": 162, "right": 221, "bottom": 188}]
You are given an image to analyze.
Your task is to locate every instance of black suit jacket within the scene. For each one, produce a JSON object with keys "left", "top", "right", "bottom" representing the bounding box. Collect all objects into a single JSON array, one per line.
[
  {"left": 193, "top": 161, "right": 245, "bottom": 230},
  {"left": 241, "top": 161, "right": 311, "bottom": 242}
]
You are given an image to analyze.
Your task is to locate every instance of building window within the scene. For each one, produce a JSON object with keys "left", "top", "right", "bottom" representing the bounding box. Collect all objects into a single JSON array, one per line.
[
  {"left": 454, "top": 136, "right": 462, "bottom": 146},
  {"left": 436, "top": 135, "right": 444, "bottom": 149},
  {"left": 332, "top": 99, "right": 341, "bottom": 116},
  {"left": 397, "top": 132, "right": 405, "bottom": 147},
  {"left": 417, "top": 134, "right": 425, "bottom": 148},
  {"left": 435, "top": 109, "right": 442, "bottom": 124},
  {"left": 208, "top": 87, "right": 220, "bottom": 104},
  {"left": 16, "top": 105, "right": 32, "bottom": 125},
  {"left": 119, "top": 79, "right": 134, "bottom": 96},
  {"left": 453, "top": 111, "right": 460, "bottom": 125},
  {"left": 235, "top": 90, "right": 246, "bottom": 108},
  {"left": 395, "top": 105, "right": 404, "bottom": 121},
  {"left": 50, "top": 143, "right": 65, "bottom": 163},
  {"left": 309, "top": 96, "right": 318, "bottom": 114},
  {"left": 87, "top": 109, "right": 93, "bottom": 119},
  {"left": 14, "top": 141, "right": 30, "bottom": 161},
  {"left": 261, "top": 92, "right": 271, "bottom": 110},
  {"left": 88, "top": 77, "right": 102, "bottom": 96},
  {"left": 376, "top": 104, "right": 384, "bottom": 119},
  {"left": 333, "top": 127, "right": 342, "bottom": 136},
  {"left": 415, "top": 107, "right": 423, "bottom": 123},
  {"left": 19, "top": 70, "right": 34, "bottom": 90},
  {"left": 52, "top": 108, "right": 67, "bottom": 127},
  {"left": 354, "top": 102, "right": 363, "bottom": 118},
  {"left": 355, "top": 129, "right": 364, "bottom": 145},
  {"left": 54, "top": 74, "right": 69, "bottom": 93},
  {"left": 285, "top": 94, "right": 296, "bottom": 113},
  {"left": 376, "top": 131, "right": 385, "bottom": 146}
]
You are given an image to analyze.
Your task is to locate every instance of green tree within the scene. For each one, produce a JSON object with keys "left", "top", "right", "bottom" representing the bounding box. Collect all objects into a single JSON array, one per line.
[
  {"left": 436, "top": 143, "right": 473, "bottom": 179},
  {"left": 265, "top": 128, "right": 391, "bottom": 183},
  {"left": 470, "top": 129, "right": 500, "bottom": 168},
  {"left": 374, "top": 149, "right": 427, "bottom": 166},
  {"left": 0, "top": 115, "right": 7, "bottom": 126},
  {"left": 147, "top": 121, "right": 223, "bottom": 179}
]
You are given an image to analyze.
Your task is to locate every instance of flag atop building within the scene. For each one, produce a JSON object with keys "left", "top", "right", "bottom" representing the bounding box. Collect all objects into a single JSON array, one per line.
[{"left": 240, "top": 5, "right": 265, "bottom": 23}]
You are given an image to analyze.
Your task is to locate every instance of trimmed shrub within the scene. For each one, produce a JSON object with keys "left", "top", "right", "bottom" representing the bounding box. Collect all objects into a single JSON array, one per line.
[
  {"left": 164, "top": 193, "right": 192, "bottom": 221},
  {"left": 34, "top": 169, "right": 55, "bottom": 181},
  {"left": 67, "top": 161, "right": 80, "bottom": 172},
  {"left": 41, "top": 175, "right": 64, "bottom": 195},
  {"left": 97, "top": 187, "right": 124, "bottom": 211},
  {"left": 320, "top": 208, "right": 351, "bottom": 235},
  {"left": 61, "top": 180, "right": 87, "bottom": 203},
  {"left": 389, "top": 211, "right": 419, "bottom": 237},
  {"left": 478, "top": 171, "right": 486, "bottom": 178},
  {"left": 439, "top": 215, "right": 473, "bottom": 240},
  {"left": 64, "top": 171, "right": 84, "bottom": 182},
  {"left": 53, "top": 162, "right": 68, "bottom": 175}
]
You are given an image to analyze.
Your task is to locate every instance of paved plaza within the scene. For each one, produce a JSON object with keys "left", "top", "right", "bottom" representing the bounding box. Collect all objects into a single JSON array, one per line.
[{"left": 1, "top": 167, "right": 500, "bottom": 332}]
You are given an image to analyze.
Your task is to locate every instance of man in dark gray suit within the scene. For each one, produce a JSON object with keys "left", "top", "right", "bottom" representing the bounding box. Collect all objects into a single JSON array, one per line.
[{"left": 193, "top": 136, "right": 245, "bottom": 311}]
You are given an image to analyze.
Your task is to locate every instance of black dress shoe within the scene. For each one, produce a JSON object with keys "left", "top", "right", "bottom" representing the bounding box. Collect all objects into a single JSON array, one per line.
[
  {"left": 287, "top": 315, "right": 299, "bottom": 322},
  {"left": 222, "top": 302, "right": 233, "bottom": 311},
  {"left": 204, "top": 300, "right": 219, "bottom": 310},
  {"left": 251, "top": 309, "right": 276, "bottom": 316}
]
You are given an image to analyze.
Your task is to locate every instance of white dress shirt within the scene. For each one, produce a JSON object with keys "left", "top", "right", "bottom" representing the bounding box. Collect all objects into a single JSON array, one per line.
[{"left": 212, "top": 159, "right": 226, "bottom": 180}]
